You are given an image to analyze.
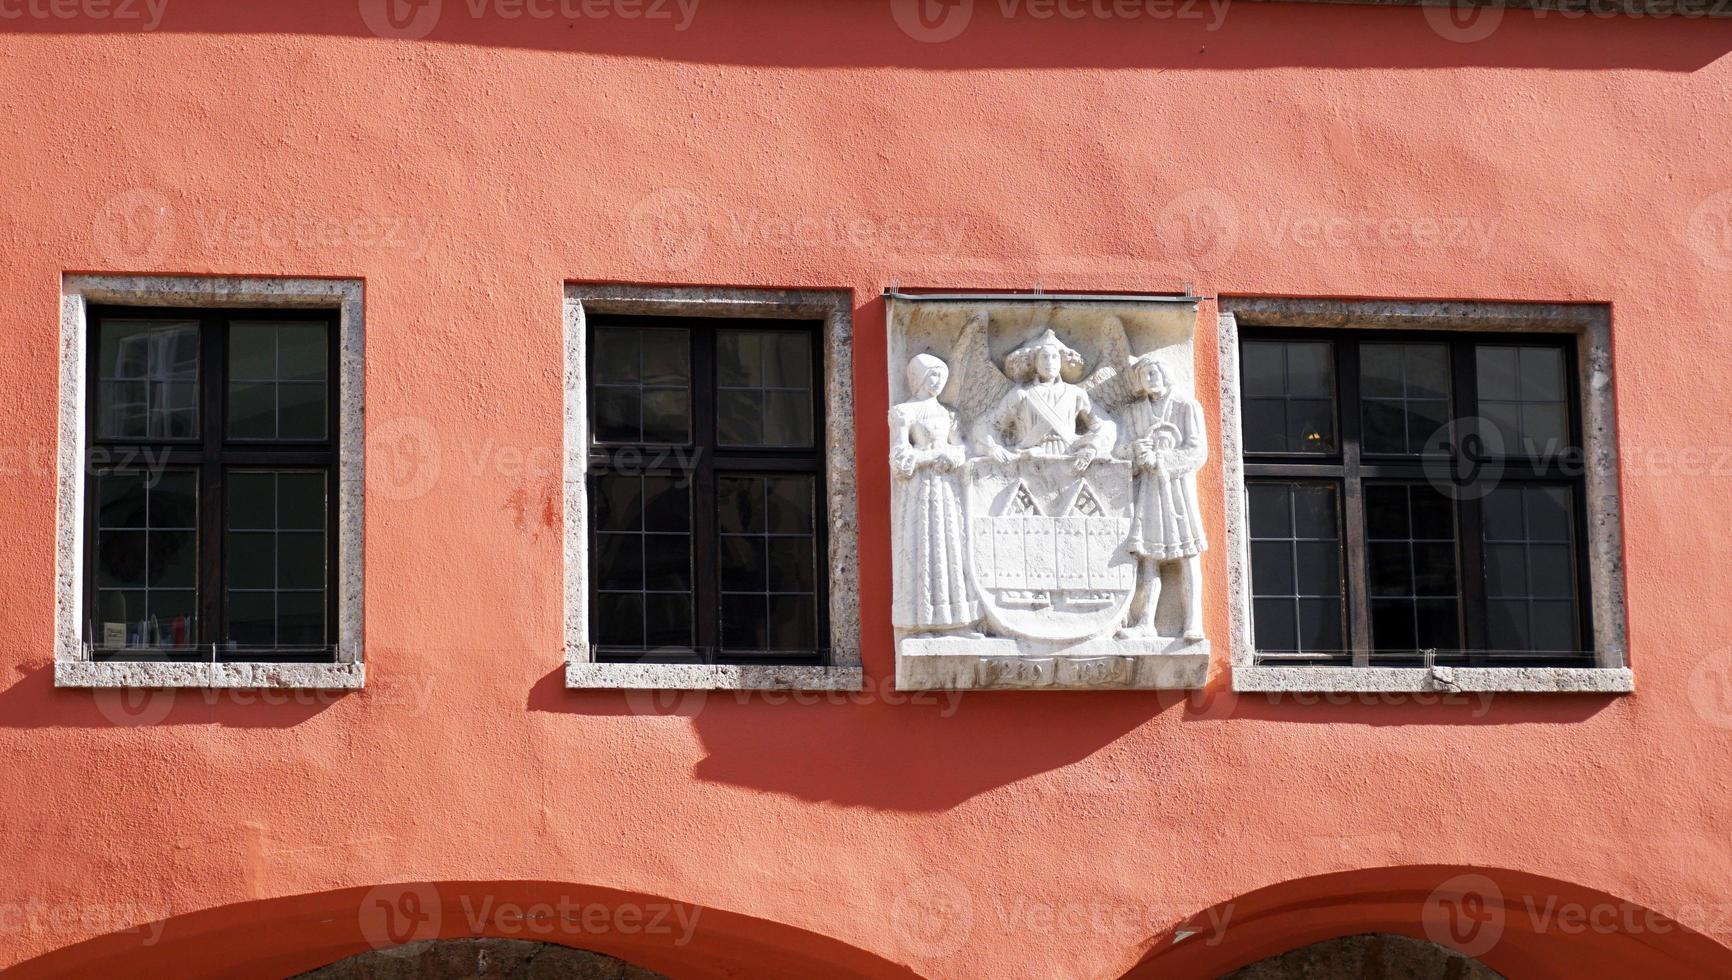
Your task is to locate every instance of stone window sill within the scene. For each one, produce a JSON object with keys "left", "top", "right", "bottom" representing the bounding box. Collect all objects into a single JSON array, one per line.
[
  {"left": 565, "top": 662, "right": 863, "bottom": 691},
  {"left": 1231, "top": 665, "right": 1633, "bottom": 694},
  {"left": 55, "top": 661, "right": 365, "bottom": 689}
]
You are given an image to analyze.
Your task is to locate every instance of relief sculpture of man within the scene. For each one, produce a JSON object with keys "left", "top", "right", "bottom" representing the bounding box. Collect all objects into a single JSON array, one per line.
[
  {"left": 974, "top": 328, "right": 1116, "bottom": 471},
  {"left": 1117, "top": 353, "right": 1208, "bottom": 641}
]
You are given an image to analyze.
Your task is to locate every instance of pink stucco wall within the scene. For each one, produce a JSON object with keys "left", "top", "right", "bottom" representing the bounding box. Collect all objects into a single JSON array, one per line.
[{"left": 2, "top": 3, "right": 1731, "bottom": 977}]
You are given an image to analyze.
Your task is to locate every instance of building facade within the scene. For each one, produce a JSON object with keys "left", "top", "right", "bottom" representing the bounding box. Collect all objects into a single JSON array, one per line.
[{"left": 2, "top": 2, "right": 1731, "bottom": 977}]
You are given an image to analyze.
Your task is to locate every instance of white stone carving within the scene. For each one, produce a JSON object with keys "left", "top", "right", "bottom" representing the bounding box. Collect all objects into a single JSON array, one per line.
[{"left": 887, "top": 296, "right": 1211, "bottom": 690}]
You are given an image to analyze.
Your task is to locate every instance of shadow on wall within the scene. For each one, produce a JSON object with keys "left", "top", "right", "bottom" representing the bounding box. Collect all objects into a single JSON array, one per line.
[
  {"left": 0, "top": 879, "right": 922, "bottom": 980},
  {"left": 0, "top": 662, "right": 349, "bottom": 729},
  {"left": 0, "top": 0, "right": 1728, "bottom": 71},
  {"left": 531, "top": 664, "right": 1619, "bottom": 810},
  {"left": 1122, "top": 864, "right": 1732, "bottom": 980}
]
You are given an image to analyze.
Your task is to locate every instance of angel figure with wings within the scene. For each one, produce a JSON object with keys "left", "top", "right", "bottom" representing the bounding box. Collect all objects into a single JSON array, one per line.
[{"left": 966, "top": 326, "right": 1119, "bottom": 472}]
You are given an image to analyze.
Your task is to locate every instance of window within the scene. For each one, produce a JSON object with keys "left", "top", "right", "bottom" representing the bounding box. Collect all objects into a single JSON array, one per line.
[
  {"left": 83, "top": 306, "right": 339, "bottom": 664},
  {"left": 586, "top": 316, "right": 827, "bottom": 666},
  {"left": 1239, "top": 329, "right": 1592, "bottom": 669}
]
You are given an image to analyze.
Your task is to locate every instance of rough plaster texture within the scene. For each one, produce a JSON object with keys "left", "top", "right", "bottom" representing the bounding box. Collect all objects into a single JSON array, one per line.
[
  {"left": 55, "top": 276, "right": 364, "bottom": 688},
  {"left": 2, "top": 7, "right": 1731, "bottom": 980},
  {"left": 563, "top": 285, "right": 861, "bottom": 690},
  {"left": 1217, "top": 301, "right": 1631, "bottom": 693}
]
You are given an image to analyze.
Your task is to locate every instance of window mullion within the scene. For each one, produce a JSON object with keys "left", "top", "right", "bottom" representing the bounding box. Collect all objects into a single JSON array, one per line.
[
  {"left": 1453, "top": 337, "right": 1490, "bottom": 664},
  {"left": 1339, "top": 337, "right": 1373, "bottom": 666},
  {"left": 198, "top": 313, "right": 225, "bottom": 652},
  {"left": 690, "top": 328, "right": 719, "bottom": 663}
]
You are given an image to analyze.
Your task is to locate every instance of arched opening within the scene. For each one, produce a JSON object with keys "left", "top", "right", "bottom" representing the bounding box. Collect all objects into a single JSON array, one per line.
[
  {"left": 291, "top": 937, "right": 668, "bottom": 979},
  {"left": 3, "top": 881, "right": 921, "bottom": 980},
  {"left": 1121, "top": 866, "right": 1732, "bottom": 980},
  {"left": 1221, "top": 932, "right": 1503, "bottom": 979}
]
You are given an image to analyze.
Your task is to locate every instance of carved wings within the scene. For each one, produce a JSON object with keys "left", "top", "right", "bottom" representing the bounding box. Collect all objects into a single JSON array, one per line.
[
  {"left": 1078, "top": 314, "right": 1135, "bottom": 414},
  {"left": 942, "top": 309, "right": 1014, "bottom": 425}
]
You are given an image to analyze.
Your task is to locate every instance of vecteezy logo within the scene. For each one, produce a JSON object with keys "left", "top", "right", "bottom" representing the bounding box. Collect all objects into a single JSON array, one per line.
[
  {"left": 1423, "top": 873, "right": 1505, "bottom": 959},
  {"left": 371, "top": 415, "right": 443, "bottom": 502},
  {"left": 1155, "top": 187, "right": 1240, "bottom": 269},
  {"left": 93, "top": 188, "right": 176, "bottom": 267},
  {"left": 1684, "top": 189, "right": 1732, "bottom": 272},
  {"left": 359, "top": 0, "right": 443, "bottom": 39},
  {"left": 626, "top": 188, "right": 709, "bottom": 272},
  {"left": 1423, "top": 0, "right": 1504, "bottom": 44},
  {"left": 1423, "top": 415, "right": 1506, "bottom": 502},
  {"left": 889, "top": 0, "right": 974, "bottom": 43},
  {"left": 889, "top": 872, "right": 974, "bottom": 959},
  {"left": 358, "top": 883, "right": 442, "bottom": 949},
  {"left": 93, "top": 687, "right": 176, "bottom": 727}
]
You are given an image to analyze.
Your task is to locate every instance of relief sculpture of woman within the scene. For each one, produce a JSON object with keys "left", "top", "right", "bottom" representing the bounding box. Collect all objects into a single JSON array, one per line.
[
  {"left": 1118, "top": 354, "right": 1209, "bottom": 641},
  {"left": 890, "top": 353, "right": 982, "bottom": 637}
]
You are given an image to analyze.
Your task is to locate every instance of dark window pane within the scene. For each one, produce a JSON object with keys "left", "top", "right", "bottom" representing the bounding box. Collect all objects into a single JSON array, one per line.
[
  {"left": 1368, "top": 542, "right": 1413, "bottom": 597},
  {"left": 1520, "top": 403, "right": 1566, "bottom": 456},
  {"left": 593, "top": 474, "right": 644, "bottom": 532},
  {"left": 276, "top": 532, "right": 326, "bottom": 590},
  {"left": 277, "top": 382, "right": 327, "bottom": 440},
  {"left": 721, "top": 536, "right": 768, "bottom": 592},
  {"left": 594, "top": 593, "right": 644, "bottom": 646},
  {"left": 1253, "top": 597, "right": 1297, "bottom": 651},
  {"left": 1410, "top": 490, "right": 1454, "bottom": 540},
  {"left": 716, "top": 389, "right": 764, "bottom": 446},
  {"left": 721, "top": 595, "right": 767, "bottom": 650},
  {"left": 592, "top": 329, "right": 640, "bottom": 385},
  {"left": 1293, "top": 485, "right": 1338, "bottom": 539},
  {"left": 641, "top": 476, "right": 690, "bottom": 532},
  {"left": 276, "top": 472, "right": 326, "bottom": 530},
  {"left": 99, "top": 472, "right": 147, "bottom": 528},
  {"left": 1251, "top": 541, "right": 1295, "bottom": 596},
  {"left": 1407, "top": 400, "right": 1450, "bottom": 456},
  {"left": 765, "top": 334, "right": 812, "bottom": 388},
  {"left": 227, "top": 532, "right": 275, "bottom": 589},
  {"left": 1248, "top": 483, "right": 1291, "bottom": 537},
  {"left": 277, "top": 324, "right": 328, "bottom": 381},
  {"left": 1360, "top": 344, "right": 1404, "bottom": 398},
  {"left": 1412, "top": 542, "right": 1458, "bottom": 595},
  {"left": 1405, "top": 345, "right": 1450, "bottom": 399},
  {"left": 229, "top": 381, "right": 275, "bottom": 439},
  {"left": 768, "top": 594, "right": 818, "bottom": 651},
  {"left": 1365, "top": 485, "right": 1410, "bottom": 539},
  {"left": 592, "top": 389, "right": 639, "bottom": 443},
  {"left": 1530, "top": 600, "right": 1576, "bottom": 652},
  {"left": 1486, "top": 543, "right": 1527, "bottom": 597},
  {"left": 227, "top": 592, "right": 275, "bottom": 646},
  {"left": 1286, "top": 399, "right": 1334, "bottom": 454},
  {"left": 1240, "top": 342, "right": 1285, "bottom": 398},
  {"left": 97, "top": 531, "right": 147, "bottom": 587},
  {"left": 768, "top": 536, "right": 816, "bottom": 593},
  {"left": 717, "top": 331, "right": 762, "bottom": 387},
  {"left": 1297, "top": 598, "right": 1343, "bottom": 653},
  {"left": 1528, "top": 543, "right": 1574, "bottom": 599},
  {"left": 1295, "top": 541, "right": 1341, "bottom": 596},
  {"left": 1415, "top": 599, "right": 1460, "bottom": 650},
  {"left": 643, "top": 534, "right": 691, "bottom": 591},
  {"left": 151, "top": 530, "right": 198, "bottom": 588},
  {"left": 767, "top": 477, "right": 815, "bottom": 533},
  {"left": 640, "top": 388, "right": 690, "bottom": 443},
  {"left": 1477, "top": 346, "right": 1519, "bottom": 401},
  {"left": 718, "top": 477, "right": 766, "bottom": 534},
  {"left": 229, "top": 471, "right": 275, "bottom": 530},
  {"left": 276, "top": 592, "right": 325, "bottom": 646},
  {"left": 1286, "top": 342, "right": 1333, "bottom": 397},
  {"left": 639, "top": 329, "right": 689, "bottom": 386},
  {"left": 1526, "top": 486, "right": 1572, "bottom": 541},
  {"left": 1486, "top": 599, "right": 1527, "bottom": 652},
  {"left": 1242, "top": 398, "right": 1286, "bottom": 454},
  {"left": 1482, "top": 486, "right": 1524, "bottom": 540},
  {"left": 151, "top": 471, "right": 198, "bottom": 528},
  {"left": 763, "top": 390, "right": 814, "bottom": 447},
  {"left": 593, "top": 534, "right": 643, "bottom": 592},
  {"left": 229, "top": 323, "right": 276, "bottom": 379},
  {"left": 643, "top": 594, "right": 692, "bottom": 648},
  {"left": 96, "top": 319, "right": 199, "bottom": 439},
  {"left": 1371, "top": 599, "right": 1416, "bottom": 652},
  {"left": 1520, "top": 347, "right": 1564, "bottom": 401},
  {"left": 1361, "top": 399, "right": 1405, "bottom": 454},
  {"left": 148, "top": 591, "right": 196, "bottom": 646}
]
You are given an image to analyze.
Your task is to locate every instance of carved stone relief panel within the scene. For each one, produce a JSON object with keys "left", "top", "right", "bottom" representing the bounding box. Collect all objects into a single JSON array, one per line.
[{"left": 887, "top": 295, "right": 1210, "bottom": 690}]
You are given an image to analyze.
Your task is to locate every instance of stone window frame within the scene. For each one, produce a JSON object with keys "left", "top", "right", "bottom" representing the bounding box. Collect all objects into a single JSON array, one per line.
[
  {"left": 1218, "top": 298, "right": 1633, "bottom": 694},
  {"left": 55, "top": 275, "right": 364, "bottom": 690},
  {"left": 563, "top": 284, "right": 862, "bottom": 691}
]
